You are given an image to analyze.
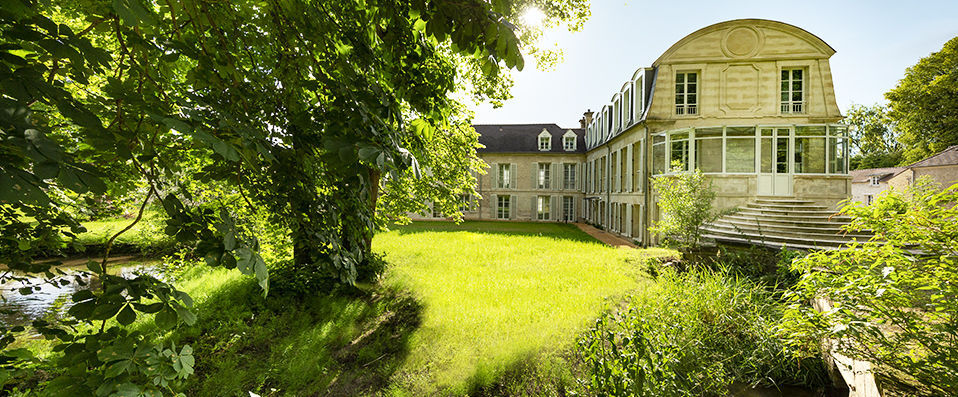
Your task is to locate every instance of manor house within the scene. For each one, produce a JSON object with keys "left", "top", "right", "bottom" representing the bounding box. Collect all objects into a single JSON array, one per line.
[{"left": 422, "top": 19, "right": 853, "bottom": 248}]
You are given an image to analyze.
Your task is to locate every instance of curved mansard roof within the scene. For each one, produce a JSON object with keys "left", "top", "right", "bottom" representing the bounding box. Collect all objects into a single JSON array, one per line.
[{"left": 653, "top": 18, "right": 835, "bottom": 66}]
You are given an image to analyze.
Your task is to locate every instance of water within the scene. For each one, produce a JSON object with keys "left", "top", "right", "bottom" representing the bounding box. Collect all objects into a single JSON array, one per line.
[{"left": 0, "top": 257, "right": 161, "bottom": 327}]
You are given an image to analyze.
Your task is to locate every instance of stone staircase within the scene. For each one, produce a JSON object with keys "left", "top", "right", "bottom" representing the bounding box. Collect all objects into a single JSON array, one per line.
[{"left": 702, "top": 198, "right": 871, "bottom": 250}]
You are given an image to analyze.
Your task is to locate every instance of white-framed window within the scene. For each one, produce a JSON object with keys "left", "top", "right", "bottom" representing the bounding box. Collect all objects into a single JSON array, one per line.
[
  {"left": 536, "top": 195, "right": 551, "bottom": 220},
  {"left": 669, "top": 130, "right": 690, "bottom": 172},
  {"left": 537, "top": 163, "right": 551, "bottom": 189},
  {"left": 675, "top": 71, "right": 698, "bottom": 115},
  {"left": 563, "top": 163, "right": 576, "bottom": 190},
  {"left": 781, "top": 68, "right": 805, "bottom": 114},
  {"left": 870, "top": 176, "right": 880, "bottom": 186},
  {"left": 865, "top": 194, "right": 874, "bottom": 205},
  {"left": 619, "top": 148, "right": 627, "bottom": 192},
  {"left": 623, "top": 86, "right": 632, "bottom": 125},
  {"left": 497, "top": 164, "right": 512, "bottom": 189},
  {"left": 632, "top": 140, "right": 643, "bottom": 192},
  {"left": 497, "top": 195, "right": 511, "bottom": 219},
  {"left": 432, "top": 205, "right": 442, "bottom": 218},
  {"left": 828, "top": 125, "right": 849, "bottom": 174},
  {"left": 562, "top": 196, "right": 575, "bottom": 222},
  {"left": 563, "top": 130, "right": 577, "bottom": 151},
  {"left": 459, "top": 194, "right": 472, "bottom": 212},
  {"left": 538, "top": 129, "right": 551, "bottom": 151}
]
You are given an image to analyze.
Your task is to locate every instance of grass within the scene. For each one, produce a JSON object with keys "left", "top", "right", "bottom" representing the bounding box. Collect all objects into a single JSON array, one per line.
[
  {"left": 377, "top": 221, "right": 673, "bottom": 394},
  {"left": 160, "top": 220, "right": 674, "bottom": 396},
  {"left": 74, "top": 210, "right": 174, "bottom": 255},
  {"left": 577, "top": 265, "right": 831, "bottom": 395}
]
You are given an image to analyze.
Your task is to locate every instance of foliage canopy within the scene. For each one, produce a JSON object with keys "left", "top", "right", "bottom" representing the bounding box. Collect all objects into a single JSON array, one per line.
[
  {"left": 0, "top": 0, "right": 589, "bottom": 394},
  {"left": 782, "top": 178, "right": 958, "bottom": 396},
  {"left": 886, "top": 36, "right": 958, "bottom": 164}
]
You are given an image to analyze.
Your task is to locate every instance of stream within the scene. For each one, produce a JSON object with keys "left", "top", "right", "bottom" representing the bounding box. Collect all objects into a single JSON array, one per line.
[{"left": 0, "top": 257, "right": 161, "bottom": 327}]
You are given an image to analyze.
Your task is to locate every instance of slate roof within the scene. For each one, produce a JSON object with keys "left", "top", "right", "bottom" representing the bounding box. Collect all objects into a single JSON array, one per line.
[
  {"left": 849, "top": 167, "right": 905, "bottom": 183},
  {"left": 474, "top": 124, "right": 586, "bottom": 154},
  {"left": 906, "top": 145, "right": 958, "bottom": 168}
]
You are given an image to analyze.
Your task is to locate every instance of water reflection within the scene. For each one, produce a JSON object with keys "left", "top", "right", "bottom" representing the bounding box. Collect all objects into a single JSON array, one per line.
[{"left": 0, "top": 257, "right": 161, "bottom": 327}]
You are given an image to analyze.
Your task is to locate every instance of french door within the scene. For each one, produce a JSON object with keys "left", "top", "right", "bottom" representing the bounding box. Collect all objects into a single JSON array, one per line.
[{"left": 758, "top": 127, "right": 793, "bottom": 196}]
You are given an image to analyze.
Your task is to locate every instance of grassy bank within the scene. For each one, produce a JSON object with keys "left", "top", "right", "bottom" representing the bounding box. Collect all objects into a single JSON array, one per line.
[
  {"left": 74, "top": 211, "right": 174, "bottom": 255},
  {"left": 158, "top": 221, "right": 675, "bottom": 396}
]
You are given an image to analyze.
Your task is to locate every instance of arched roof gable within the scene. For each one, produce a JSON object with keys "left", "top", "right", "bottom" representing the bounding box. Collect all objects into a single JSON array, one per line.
[{"left": 653, "top": 19, "right": 835, "bottom": 66}]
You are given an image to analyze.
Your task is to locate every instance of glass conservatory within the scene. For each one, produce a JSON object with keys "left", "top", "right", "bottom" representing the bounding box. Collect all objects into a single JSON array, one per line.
[{"left": 651, "top": 125, "right": 849, "bottom": 196}]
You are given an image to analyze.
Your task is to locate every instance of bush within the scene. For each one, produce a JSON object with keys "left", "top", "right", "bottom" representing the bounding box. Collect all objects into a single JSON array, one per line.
[
  {"left": 781, "top": 178, "right": 958, "bottom": 395},
  {"left": 650, "top": 166, "right": 717, "bottom": 251},
  {"left": 577, "top": 268, "right": 828, "bottom": 396}
]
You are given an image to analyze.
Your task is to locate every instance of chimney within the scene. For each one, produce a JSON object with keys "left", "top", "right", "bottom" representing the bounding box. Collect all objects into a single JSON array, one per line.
[{"left": 580, "top": 109, "right": 594, "bottom": 128}]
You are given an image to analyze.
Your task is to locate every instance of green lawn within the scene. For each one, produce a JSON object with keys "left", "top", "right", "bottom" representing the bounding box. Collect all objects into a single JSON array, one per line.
[
  {"left": 152, "top": 221, "right": 675, "bottom": 395},
  {"left": 75, "top": 211, "right": 174, "bottom": 254},
  {"left": 377, "top": 221, "right": 674, "bottom": 394}
]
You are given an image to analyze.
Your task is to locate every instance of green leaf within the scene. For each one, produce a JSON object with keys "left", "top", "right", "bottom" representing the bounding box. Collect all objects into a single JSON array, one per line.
[
  {"left": 234, "top": 247, "right": 254, "bottom": 274},
  {"left": 68, "top": 300, "right": 96, "bottom": 319},
  {"left": 116, "top": 304, "right": 136, "bottom": 325},
  {"left": 155, "top": 306, "right": 177, "bottom": 329},
  {"left": 113, "top": 0, "right": 158, "bottom": 27},
  {"left": 34, "top": 161, "right": 59, "bottom": 179},
  {"left": 133, "top": 302, "right": 164, "bottom": 313},
  {"left": 91, "top": 302, "right": 122, "bottom": 320},
  {"left": 173, "top": 303, "right": 196, "bottom": 326},
  {"left": 103, "top": 358, "right": 131, "bottom": 378}
]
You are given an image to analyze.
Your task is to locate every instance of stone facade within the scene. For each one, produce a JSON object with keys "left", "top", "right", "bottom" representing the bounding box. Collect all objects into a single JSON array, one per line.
[
  {"left": 413, "top": 19, "right": 857, "bottom": 247},
  {"left": 853, "top": 146, "right": 958, "bottom": 201},
  {"left": 583, "top": 19, "right": 851, "bottom": 245}
]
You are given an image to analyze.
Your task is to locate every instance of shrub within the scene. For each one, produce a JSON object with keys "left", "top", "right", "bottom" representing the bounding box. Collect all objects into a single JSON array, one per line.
[
  {"left": 781, "top": 177, "right": 958, "bottom": 395},
  {"left": 577, "top": 268, "right": 828, "bottom": 396},
  {"left": 650, "top": 165, "right": 717, "bottom": 251}
]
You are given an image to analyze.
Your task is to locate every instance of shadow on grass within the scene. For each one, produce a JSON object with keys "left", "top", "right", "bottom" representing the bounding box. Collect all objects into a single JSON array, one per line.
[
  {"left": 389, "top": 220, "right": 600, "bottom": 244},
  {"left": 463, "top": 350, "right": 582, "bottom": 397},
  {"left": 168, "top": 270, "right": 422, "bottom": 397}
]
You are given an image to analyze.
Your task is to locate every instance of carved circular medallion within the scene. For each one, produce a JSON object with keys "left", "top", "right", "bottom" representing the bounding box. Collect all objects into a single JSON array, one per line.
[{"left": 723, "top": 27, "right": 761, "bottom": 58}]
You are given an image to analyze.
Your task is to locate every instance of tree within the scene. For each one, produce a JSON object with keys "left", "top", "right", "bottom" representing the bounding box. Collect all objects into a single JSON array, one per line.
[
  {"left": 0, "top": 0, "right": 589, "bottom": 394},
  {"left": 782, "top": 177, "right": 958, "bottom": 396},
  {"left": 649, "top": 164, "right": 717, "bottom": 251},
  {"left": 845, "top": 104, "right": 903, "bottom": 169},
  {"left": 886, "top": 36, "right": 958, "bottom": 164}
]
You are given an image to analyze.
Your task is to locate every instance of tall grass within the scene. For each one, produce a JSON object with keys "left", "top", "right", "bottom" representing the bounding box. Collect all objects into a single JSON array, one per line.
[{"left": 577, "top": 266, "right": 829, "bottom": 396}]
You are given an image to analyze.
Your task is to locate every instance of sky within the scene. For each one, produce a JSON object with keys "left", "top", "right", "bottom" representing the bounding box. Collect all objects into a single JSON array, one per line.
[{"left": 471, "top": 0, "right": 958, "bottom": 128}]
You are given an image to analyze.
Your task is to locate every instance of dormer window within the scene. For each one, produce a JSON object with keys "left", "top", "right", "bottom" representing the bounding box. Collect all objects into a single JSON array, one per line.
[
  {"left": 870, "top": 176, "right": 880, "bottom": 186},
  {"left": 563, "top": 130, "right": 577, "bottom": 151},
  {"left": 538, "top": 129, "right": 551, "bottom": 151}
]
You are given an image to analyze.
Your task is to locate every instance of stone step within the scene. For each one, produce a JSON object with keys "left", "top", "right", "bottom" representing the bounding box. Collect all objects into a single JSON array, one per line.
[
  {"left": 701, "top": 228, "right": 856, "bottom": 248},
  {"left": 723, "top": 214, "right": 851, "bottom": 228},
  {"left": 702, "top": 233, "right": 843, "bottom": 251},
  {"left": 717, "top": 217, "right": 847, "bottom": 231},
  {"left": 746, "top": 202, "right": 829, "bottom": 210},
  {"left": 734, "top": 211, "right": 851, "bottom": 221},
  {"left": 739, "top": 207, "right": 838, "bottom": 216},
  {"left": 713, "top": 219, "right": 852, "bottom": 234},
  {"left": 705, "top": 223, "right": 872, "bottom": 241},
  {"left": 753, "top": 198, "right": 817, "bottom": 205}
]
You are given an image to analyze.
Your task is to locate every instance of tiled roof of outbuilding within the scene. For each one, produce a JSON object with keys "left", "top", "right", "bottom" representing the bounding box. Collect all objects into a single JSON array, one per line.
[
  {"left": 849, "top": 167, "right": 905, "bottom": 183},
  {"left": 906, "top": 145, "right": 958, "bottom": 168},
  {"left": 474, "top": 124, "right": 585, "bottom": 154}
]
